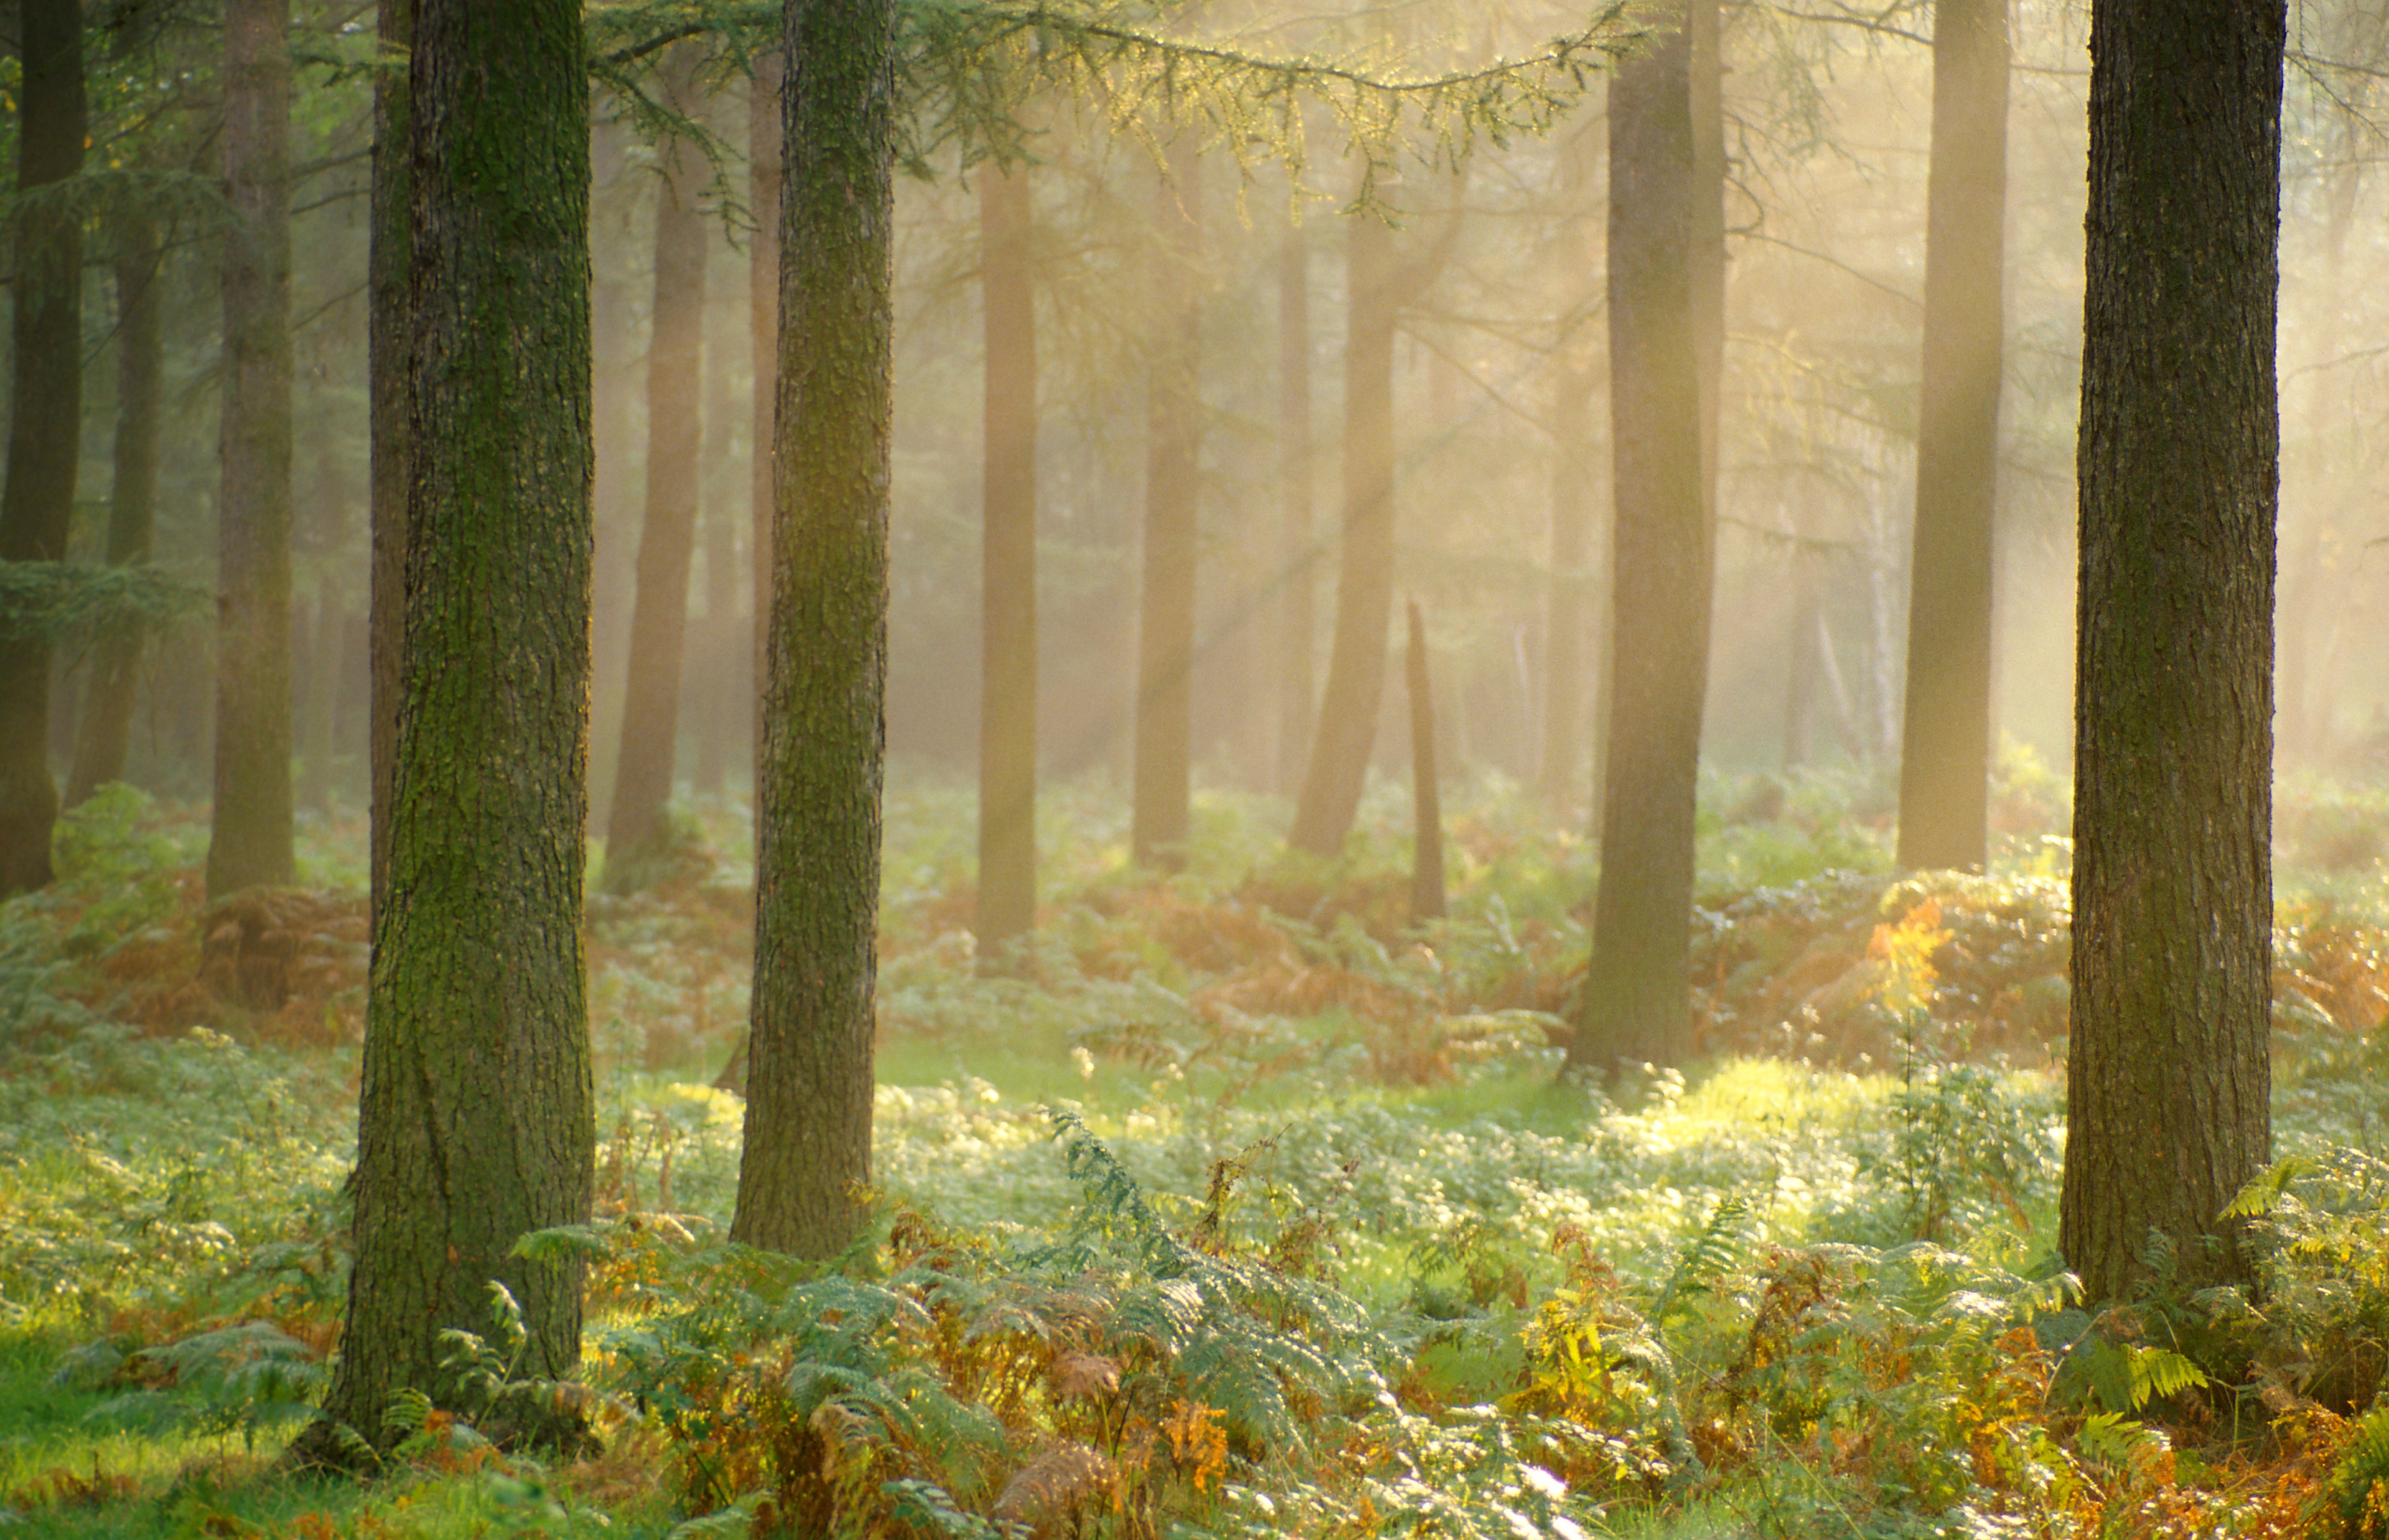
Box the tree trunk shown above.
[1565,10,1711,1077]
[1689,0,1724,527]
[605,48,710,890]
[729,0,894,1261]
[210,0,298,899]
[298,589,337,812]
[2060,0,2283,1305]
[1540,124,1600,817]
[587,114,638,834]
[977,159,1037,953]
[749,51,783,797]
[0,0,87,897]
[67,218,165,810]
[367,0,412,925]
[1132,142,1202,871]
[1895,0,2009,872]
[1407,600,1444,925]
[1275,218,1317,799]
[693,241,744,798]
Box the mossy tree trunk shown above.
[0,0,87,897]
[2060,0,2283,1304]
[210,0,298,899]
[67,214,166,809]
[978,158,1038,955]
[1132,140,1203,872]
[298,0,595,1461]
[730,0,895,1260]
[1274,217,1317,799]
[1895,0,2010,873]
[1566,9,1711,1077]
[367,0,412,923]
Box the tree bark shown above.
[749,51,783,797]
[604,48,710,889]
[210,0,298,899]
[2060,0,2282,1304]
[368,0,413,925]
[67,217,166,809]
[1132,142,1203,872]
[0,0,88,897]
[730,0,894,1260]
[1275,218,1317,799]
[1895,0,2009,872]
[1566,10,1711,1077]
[1407,600,1444,925]
[977,159,1037,953]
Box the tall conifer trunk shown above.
[978,160,1038,951]
[730,0,894,1259]
[2060,0,2283,1304]
[68,217,166,809]
[1566,8,1711,1077]
[1132,142,1203,871]
[1275,219,1317,798]
[1895,0,2010,872]
[0,0,88,896]
[211,0,298,898]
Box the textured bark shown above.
[2060,0,2282,1305]
[210,0,298,899]
[749,52,784,795]
[1895,0,2009,873]
[978,160,1037,953]
[1406,600,1444,925]
[0,0,87,897]
[730,0,894,1260]
[1275,221,1317,799]
[368,0,413,924]
[67,221,166,809]
[605,49,710,888]
[1566,12,1711,1077]
[1131,143,1204,871]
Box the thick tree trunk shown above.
[1132,142,1203,871]
[1566,10,1711,1077]
[367,0,412,924]
[67,222,166,809]
[1275,219,1317,799]
[2060,0,2282,1304]
[978,160,1037,953]
[210,0,298,898]
[605,49,710,889]
[730,0,894,1260]
[1895,0,2009,872]
[749,52,783,795]
[0,0,87,897]
[1407,600,1444,925]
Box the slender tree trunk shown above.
[2060,0,2283,1304]
[67,221,165,809]
[1407,599,1444,924]
[730,0,894,1260]
[587,114,638,833]
[1132,142,1203,871]
[605,49,710,889]
[1540,125,1600,815]
[367,0,412,924]
[694,247,743,797]
[1895,0,2010,872]
[1566,10,1711,1077]
[1275,218,1317,799]
[978,160,1037,951]
[299,589,337,812]
[210,0,298,898]
[1689,0,1724,525]
[1783,539,1820,771]
[0,0,88,897]
[297,0,594,1462]
[750,51,783,796]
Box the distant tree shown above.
[1895,0,2009,873]
[1565,4,1711,1077]
[1275,213,1317,799]
[210,0,299,899]
[606,46,712,890]
[730,0,896,1259]
[369,0,412,923]
[1539,119,1600,819]
[0,0,88,897]
[978,155,1038,951]
[2060,0,2284,1303]
[749,50,783,790]
[295,0,596,1461]
[1405,598,1444,923]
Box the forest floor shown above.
[7,754,2389,1537]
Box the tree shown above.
[369,0,413,922]
[1132,139,1203,872]
[730,0,896,1259]
[1539,119,1600,818]
[749,50,783,792]
[210,0,299,899]
[296,0,595,1460]
[2059,0,2284,1304]
[1565,5,1711,1077]
[67,209,167,808]
[605,46,711,890]
[1405,598,1444,923]
[0,0,88,897]
[978,155,1038,952]
[1894,0,2009,873]
[1275,214,1317,799]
